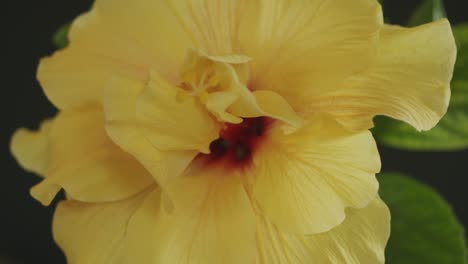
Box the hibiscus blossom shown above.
[11,0,455,263]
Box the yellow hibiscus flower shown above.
[11,0,456,263]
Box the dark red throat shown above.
[200,117,268,169]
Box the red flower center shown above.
[200,117,268,169]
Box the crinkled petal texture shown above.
[104,74,220,188]
[52,192,388,264]
[11,107,154,205]
[252,115,380,234]
[136,71,220,153]
[126,166,256,264]
[22,0,456,263]
[256,198,390,264]
[38,0,246,110]
[37,0,383,110]
[241,0,383,106]
[38,0,192,110]
[296,19,456,131]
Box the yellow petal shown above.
[126,166,256,264]
[11,119,52,175]
[183,50,303,128]
[252,115,380,234]
[311,19,456,131]
[207,53,251,64]
[53,188,152,264]
[30,107,154,206]
[204,91,243,123]
[240,0,383,106]
[136,70,220,153]
[222,72,304,129]
[103,75,208,188]
[155,0,245,55]
[39,0,249,110]
[37,48,144,111]
[204,52,252,84]
[39,0,192,110]
[178,49,260,119]
[256,197,390,264]
[253,90,303,132]
[223,83,303,130]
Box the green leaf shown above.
[372,25,468,151]
[453,25,468,83]
[379,173,467,264]
[408,0,446,27]
[52,22,71,49]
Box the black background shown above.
[1,0,467,263]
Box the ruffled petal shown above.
[103,75,217,188]
[136,70,220,153]
[11,119,52,175]
[253,90,303,132]
[181,50,303,130]
[27,107,153,205]
[252,115,380,234]
[307,20,456,131]
[53,189,152,264]
[205,91,243,123]
[126,166,256,264]
[37,47,144,111]
[240,0,383,105]
[39,0,248,110]
[38,0,190,109]
[256,198,390,264]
